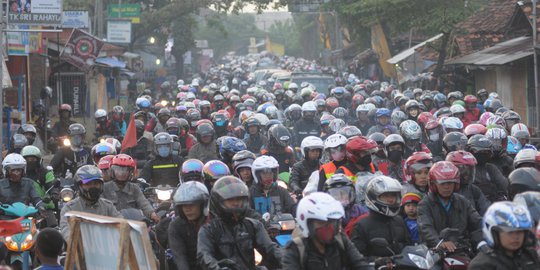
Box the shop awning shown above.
[96,57,126,68]
[446,36,533,66]
[387,34,443,64]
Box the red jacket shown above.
[464,108,480,126]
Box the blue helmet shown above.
[482,201,532,247]
[219,137,247,161]
[376,108,391,118]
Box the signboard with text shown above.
[8,0,63,26]
[107,4,141,23]
[107,20,132,44]
[62,11,89,29]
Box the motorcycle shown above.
[141,181,176,219]
[58,176,76,210]
[262,212,295,247]
[0,203,40,270]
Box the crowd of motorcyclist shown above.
[1,53,540,270]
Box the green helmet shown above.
[21,145,42,159]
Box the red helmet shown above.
[429,161,460,193]
[464,95,478,104]
[417,112,435,129]
[59,104,72,112]
[464,124,487,137]
[345,136,377,164]
[326,97,339,111]
[97,154,115,170]
[196,119,213,127]
[111,154,137,180]
[352,94,365,109]
[405,152,433,183]
[445,150,477,166]
[424,119,440,131]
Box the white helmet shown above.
[324,134,348,149]
[296,192,345,238]
[2,153,27,176]
[450,104,465,115]
[94,109,107,119]
[511,123,530,139]
[482,201,532,247]
[301,136,324,158]
[356,104,371,113]
[253,113,270,126]
[365,175,402,217]
[288,82,299,90]
[441,117,464,131]
[514,149,538,168]
[301,101,317,113]
[176,79,184,86]
[251,155,279,184]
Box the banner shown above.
[107,4,141,24]
[371,22,397,79]
[62,11,89,29]
[8,0,63,26]
[60,29,104,71]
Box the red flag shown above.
[121,113,137,152]
[0,217,25,237]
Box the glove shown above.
[374,257,393,269]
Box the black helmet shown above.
[443,132,468,152]
[323,173,356,208]
[332,107,348,120]
[209,176,249,223]
[158,108,172,118]
[244,117,261,130]
[196,123,215,142]
[68,123,86,136]
[466,134,492,153]
[135,119,145,135]
[268,124,291,149]
[134,110,147,121]
[75,165,104,203]
[508,168,540,199]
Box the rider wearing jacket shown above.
[469,201,540,270]
[197,176,282,270]
[140,132,183,187]
[168,181,210,270]
[293,101,321,147]
[290,136,324,195]
[283,192,372,270]
[467,134,509,202]
[123,119,153,169]
[351,175,411,259]
[50,123,93,177]
[187,123,218,163]
[249,156,296,216]
[260,124,295,174]
[335,136,378,183]
[0,153,41,205]
[242,117,267,154]
[417,161,483,249]
[446,151,491,215]
[318,134,348,190]
[21,146,56,210]
[377,134,406,182]
[102,154,159,222]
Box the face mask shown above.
[429,133,440,142]
[474,152,491,165]
[83,187,102,202]
[331,150,345,162]
[157,146,171,158]
[387,150,403,163]
[71,135,83,146]
[315,223,336,244]
[357,154,372,168]
[26,161,39,171]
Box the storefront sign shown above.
[62,11,89,29]
[107,20,132,44]
[60,29,104,71]
[107,4,141,23]
[8,0,62,26]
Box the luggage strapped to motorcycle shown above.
[292,234,345,269]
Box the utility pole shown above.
[533,0,539,132]
[1,0,4,150]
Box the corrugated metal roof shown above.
[387,34,443,64]
[446,36,533,65]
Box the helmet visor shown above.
[327,186,355,207]
[111,165,132,181]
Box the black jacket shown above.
[473,163,508,202]
[123,137,153,169]
[351,211,411,259]
[140,155,183,187]
[197,217,282,270]
[168,216,208,270]
[243,134,267,154]
[289,160,320,193]
[458,183,491,216]
[293,118,321,147]
[469,247,540,270]
[49,146,93,177]
[490,155,514,178]
[249,183,296,216]
[282,233,372,270]
[417,192,483,248]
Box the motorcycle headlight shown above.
[160,100,168,107]
[278,220,296,231]
[21,234,35,251]
[254,249,262,265]
[408,253,431,269]
[63,138,71,146]
[156,189,173,201]
[60,188,75,202]
[3,236,19,251]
